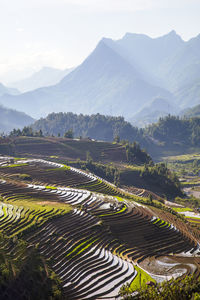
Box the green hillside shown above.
[0,155,199,299]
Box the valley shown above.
[0,137,200,299]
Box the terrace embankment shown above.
[0,136,128,163]
[0,156,200,299]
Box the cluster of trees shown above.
[8,113,200,151]
[31,112,143,142]
[120,274,200,299]
[145,115,200,146]
[67,159,121,186]
[9,127,75,139]
[125,142,152,165]
[0,235,62,299]
[140,162,182,197]
[9,127,43,137]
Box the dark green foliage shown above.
[64,128,73,138]
[31,112,143,142]
[140,163,182,197]
[67,159,181,198]
[0,235,62,300]
[67,160,119,184]
[10,127,43,137]
[145,115,200,146]
[120,275,200,300]
[125,142,152,164]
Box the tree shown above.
[120,275,200,300]
[64,129,73,139]
[114,135,120,143]
[38,129,43,137]
[86,151,93,164]
[148,194,153,203]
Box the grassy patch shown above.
[130,265,156,290]
[115,196,125,202]
[46,165,70,171]
[45,186,57,190]
[185,216,200,220]
[181,181,200,187]
[5,199,71,212]
[0,163,28,168]
[172,207,194,212]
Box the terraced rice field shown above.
[0,155,200,299]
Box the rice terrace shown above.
[0,137,200,299]
[1,3,200,297]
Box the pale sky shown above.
[0,0,200,83]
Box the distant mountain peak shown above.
[168,30,177,35]
[10,66,74,93]
[160,30,183,42]
[122,32,150,41]
[122,30,183,43]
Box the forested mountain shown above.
[0,105,34,133]
[31,112,143,142]
[26,112,200,148]
[145,115,200,146]
[10,66,74,92]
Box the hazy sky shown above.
[0,0,200,83]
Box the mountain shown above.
[0,105,34,133]
[10,66,74,92]
[16,112,200,160]
[129,97,180,127]
[0,39,172,119]
[0,82,20,96]
[104,31,200,109]
[115,30,184,87]
[31,112,142,142]
[145,115,200,147]
[1,31,200,118]
[181,104,200,118]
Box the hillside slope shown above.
[0,105,34,133]
[0,40,173,119]
[0,136,131,163]
[0,82,19,96]
[31,112,142,142]
[10,66,74,92]
[129,97,179,127]
[1,31,200,119]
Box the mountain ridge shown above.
[10,66,74,92]
[0,38,172,118]
[0,31,200,119]
[0,105,34,133]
